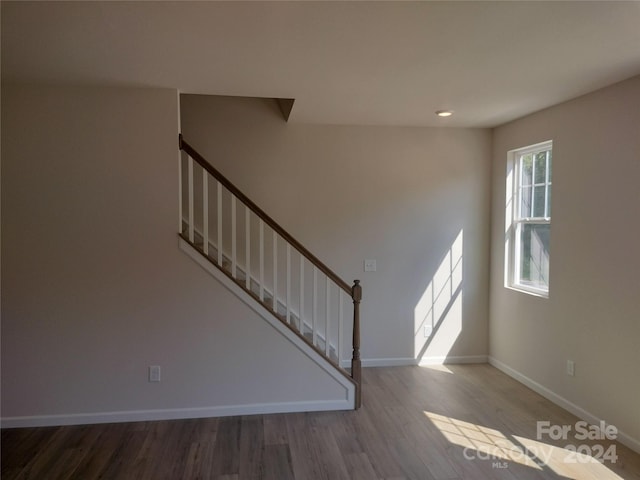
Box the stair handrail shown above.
[180,135,352,294]
[179,134,362,407]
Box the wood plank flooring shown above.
[3,364,640,479]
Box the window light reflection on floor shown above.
[423,411,624,479]
[425,411,542,470]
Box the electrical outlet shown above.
[364,259,377,272]
[149,365,161,382]
[566,360,575,377]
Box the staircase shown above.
[177,135,362,409]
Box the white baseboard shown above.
[418,355,488,366]
[361,357,415,367]
[1,399,352,429]
[340,355,488,368]
[488,356,640,455]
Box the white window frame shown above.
[505,140,552,297]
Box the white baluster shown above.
[313,266,318,346]
[272,231,278,313]
[339,290,344,366]
[203,173,208,256]
[259,220,264,301]
[231,196,237,277]
[178,151,183,233]
[245,207,251,290]
[326,277,330,356]
[188,157,194,242]
[217,181,222,266]
[299,257,304,333]
[286,244,291,324]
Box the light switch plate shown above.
[364,259,377,272]
[566,360,575,376]
[149,365,161,382]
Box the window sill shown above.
[505,284,549,299]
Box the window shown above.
[506,141,552,296]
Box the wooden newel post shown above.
[351,279,362,409]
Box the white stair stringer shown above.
[179,237,356,410]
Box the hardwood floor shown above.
[3,364,640,479]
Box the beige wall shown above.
[1,85,348,424]
[489,76,640,447]
[181,95,492,365]
[4,76,636,444]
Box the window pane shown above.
[533,186,546,217]
[509,141,552,296]
[517,223,550,290]
[546,188,552,217]
[521,154,533,185]
[547,151,552,182]
[520,186,532,218]
[535,152,547,184]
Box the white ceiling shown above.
[3,1,640,127]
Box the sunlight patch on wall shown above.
[414,230,463,362]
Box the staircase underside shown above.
[178,234,357,410]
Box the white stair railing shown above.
[178,135,362,406]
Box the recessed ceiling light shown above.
[436,110,453,117]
